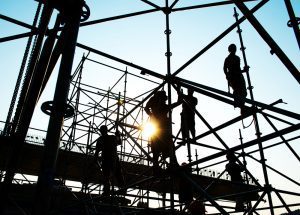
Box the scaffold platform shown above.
[0,135,259,203]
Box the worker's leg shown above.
[114,159,126,194]
[102,166,110,195]
[228,76,240,108]
[189,117,196,140]
[151,141,161,175]
[115,159,124,186]
[181,113,189,142]
[236,75,247,107]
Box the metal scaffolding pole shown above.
[164,0,176,211]
[33,1,83,213]
[0,3,53,213]
[1,1,299,214]
[284,0,300,51]
[233,0,300,84]
[3,2,42,135]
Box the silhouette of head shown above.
[158,90,167,101]
[226,152,235,161]
[181,162,192,172]
[228,44,236,53]
[188,88,194,96]
[100,125,108,135]
[181,162,187,166]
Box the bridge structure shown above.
[0,0,299,214]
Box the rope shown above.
[242,117,254,129]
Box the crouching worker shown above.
[95,125,125,196]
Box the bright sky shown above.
[0,0,299,214]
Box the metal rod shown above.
[164,1,176,212]
[182,123,300,170]
[247,190,267,215]
[233,7,255,103]
[238,129,253,213]
[86,58,160,84]
[0,3,53,213]
[233,0,300,212]
[246,154,300,187]
[33,2,82,213]
[172,0,258,12]
[273,189,292,213]
[176,76,300,120]
[181,172,229,214]
[172,0,268,77]
[262,112,300,162]
[233,0,300,84]
[0,13,35,30]
[276,188,300,197]
[80,8,160,27]
[3,2,42,135]
[0,31,36,43]
[76,42,165,80]
[284,0,300,50]
[140,0,162,10]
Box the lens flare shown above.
[141,121,156,138]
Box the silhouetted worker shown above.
[224,44,248,115]
[144,90,180,175]
[225,152,245,212]
[181,88,198,142]
[94,125,125,195]
[178,162,194,205]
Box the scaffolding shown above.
[0,0,299,214]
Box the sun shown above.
[141,121,157,139]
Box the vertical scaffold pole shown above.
[0,3,53,214]
[238,129,253,214]
[68,55,85,151]
[284,0,300,51]
[233,5,275,215]
[233,7,254,102]
[105,87,110,126]
[232,0,300,84]
[33,1,82,213]
[234,4,295,214]
[121,68,128,161]
[164,0,175,211]
[3,2,43,135]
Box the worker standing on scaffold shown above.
[94,125,125,196]
[225,152,246,212]
[145,90,180,175]
[181,88,198,144]
[223,43,249,115]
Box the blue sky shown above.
[0,0,299,214]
